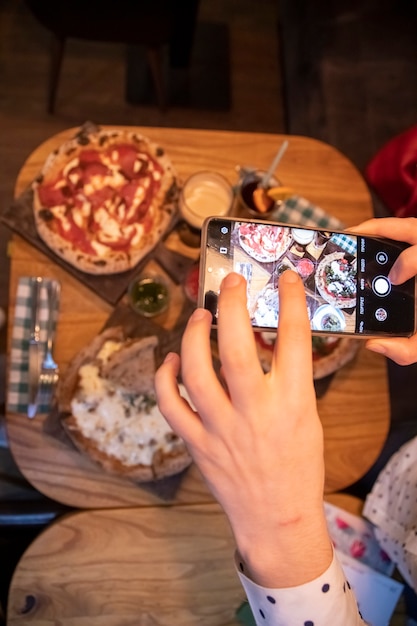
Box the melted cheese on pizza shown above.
[71,341,185,467]
[36,142,165,257]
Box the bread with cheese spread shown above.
[58,327,192,482]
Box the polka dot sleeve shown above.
[235,551,368,625]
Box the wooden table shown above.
[7,503,242,626]
[7,493,364,625]
[5,127,390,509]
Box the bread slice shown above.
[101,335,158,395]
[59,328,192,482]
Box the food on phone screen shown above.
[296,257,315,279]
[202,217,416,337]
[315,252,357,308]
[238,222,292,263]
[312,304,346,332]
[322,313,343,332]
[251,285,279,327]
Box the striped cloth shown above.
[7,276,60,415]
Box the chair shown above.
[23,0,200,113]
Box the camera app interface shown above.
[203,220,415,336]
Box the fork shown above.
[39,280,60,398]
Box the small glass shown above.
[292,228,315,251]
[314,230,332,250]
[236,168,281,219]
[179,171,234,231]
[128,273,170,317]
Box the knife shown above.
[27,276,43,418]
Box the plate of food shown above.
[32,127,178,275]
[58,326,192,482]
[312,304,346,333]
[250,284,279,327]
[238,222,292,263]
[315,251,357,309]
[311,335,361,380]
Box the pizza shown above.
[311,335,360,380]
[32,128,178,275]
[254,331,360,380]
[237,222,292,263]
[58,326,192,482]
[315,251,357,309]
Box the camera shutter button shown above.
[372,275,391,297]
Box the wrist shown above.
[233,509,333,588]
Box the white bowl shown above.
[312,304,346,333]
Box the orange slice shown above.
[253,188,274,213]
[266,186,294,201]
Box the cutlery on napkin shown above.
[7,276,61,417]
[27,276,43,418]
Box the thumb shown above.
[366,337,415,366]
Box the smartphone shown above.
[198,217,416,337]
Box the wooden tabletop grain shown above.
[7,494,364,625]
[5,126,390,508]
[7,503,242,625]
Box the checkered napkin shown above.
[273,195,345,230]
[7,277,60,415]
[329,233,357,255]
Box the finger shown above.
[387,245,417,284]
[366,335,417,366]
[180,307,230,421]
[349,217,417,245]
[273,270,314,391]
[155,352,203,443]
[347,218,381,234]
[217,273,265,411]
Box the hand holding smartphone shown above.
[198,217,416,338]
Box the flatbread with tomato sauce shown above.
[33,128,178,274]
[238,222,292,263]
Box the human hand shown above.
[351,217,417,365]
[155,270,332,587]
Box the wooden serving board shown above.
[41,282,207,503]
[0,186,190,306]
[0,121,191,306]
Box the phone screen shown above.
[199,218,416,337]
